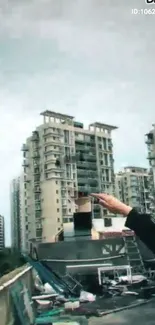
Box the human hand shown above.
[90,193,132,216]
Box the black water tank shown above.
[73,212,92,231]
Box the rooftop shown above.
[89,122,118,130]
[117,166,148,174]
[40,110,74,120]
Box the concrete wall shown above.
[0,265,33,325]
[92,217,128,233]
[75,197,91,212]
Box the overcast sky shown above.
[0,0,155,245]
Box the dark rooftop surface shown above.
[89,299,155,325]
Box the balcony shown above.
[31,131,39,142]
[77,161,97,170]
[145,133,154,145]
[35,210,42,218]
[34,179,40,184]
[84,154,96,162]
[45,167,64,174]
[21,144,28,151]
[32,152,40,159]
[147,152,155,160]
[33,168,40,175]
[34,187,41,193]
[88,179,98,187]
[24,177,30,183]
[43,128,63,137]
[44,149,62,155]
[22,160,29,167]
[78,178,88,184]
[78,185,99,194]
[44,140,62,147]
[76,145,89,152]
[78,185,90,194]
[35,204,41,211]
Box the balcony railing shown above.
[22,160,29,167]
[148,152,155,160]
[31,131,39,141]
[145,137,154,145]
[77,161,97,169]
[32,152,40,158]
[43,128,63,137]
[21,144,28,151]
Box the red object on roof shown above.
[99,230,134,239]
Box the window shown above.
[56,181,58,184]
[57,218,60,222]
[57,208,59,212]
[56,190,59,194]
[56,199,59,203]
[69,209,71,212]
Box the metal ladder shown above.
[61,274,82,295]
[123,235,146,274]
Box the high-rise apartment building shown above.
[0,215,5,250]
[145,126,155,215]
[10,177,21,250]
[115,167,150,214]
[21,110,117,250]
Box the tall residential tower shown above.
[10,177,21,250]
[21,110,117,250]
[115,166,150,214]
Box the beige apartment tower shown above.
[21,110,117,250]
[116,166,150,214]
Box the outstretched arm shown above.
[125,208,155,254]
[90,193,155,254]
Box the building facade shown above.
[115,166,150,214]
[0,215,5,250]
[21,110,117,250]
[10,177,21,250]
[145,126,155,215]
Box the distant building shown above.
[10,177,21,250]
[21,110,117,250]
[115,166,150,214]
[145,126,155,215]
[0,215,5,250]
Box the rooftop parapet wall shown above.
[0,265,33,325]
